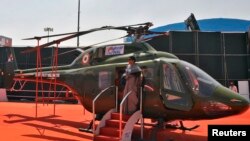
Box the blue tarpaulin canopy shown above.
[124,18,250,42]
[152,18,250,32]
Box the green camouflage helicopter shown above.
[7,22,249,134]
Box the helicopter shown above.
[6,22,250,140]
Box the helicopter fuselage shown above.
[12,42,249,122]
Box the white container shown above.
[238,81,250,102]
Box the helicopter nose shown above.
[213,86,250,115]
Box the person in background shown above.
[229,81,238,93]
[123,56,142,115]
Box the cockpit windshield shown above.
[178,61,221,97]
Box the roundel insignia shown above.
[82,54,90,64]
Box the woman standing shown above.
[123,56,142,114]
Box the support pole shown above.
[77,0,80,47]
[52,42,59,115]
[35,39,41,118]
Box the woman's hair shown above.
[129,56,136,62]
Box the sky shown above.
[0,0,249,47]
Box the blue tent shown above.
[152,18,250,32]
[124,18,250,42]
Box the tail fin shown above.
[0,47,18,89]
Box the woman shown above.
[123,56,142,114]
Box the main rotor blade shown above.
[22,22,152,40]
[21,30,96,53]
[21,22,153,53]
[22,26,110,41]
[22,31,77,40]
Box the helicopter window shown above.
[142,66,154,78]
[98,71,112,89]
[162,63,185,93]
[124,44,147,54]
[179,61,220,97]
[141,66,155,92]
[91,48,105,64]
[93,48,104,58]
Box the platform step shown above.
[106,119,126,128]
[94,111,136,141]
[94,135,120,141]
[99,126,121,137]
[111,112,131,121]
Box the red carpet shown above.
[0,102,249,141]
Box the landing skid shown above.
[165,121,200,131]
[79,120,93,133]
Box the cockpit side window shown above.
[179,61,220,97]
[161,63,192,111]
[184,66,199,93]
[162,63,185,93]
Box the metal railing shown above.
[92,85,115,133]
[139,86,144,139]
[118,86,144,140]
[115,85,119,111]
[119,90,132,138]
[92,83,144,140]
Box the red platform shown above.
[0,102,249,141]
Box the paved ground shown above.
[0,102,249,141]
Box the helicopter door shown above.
[115,67,126,101]
[160,63,193,111]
